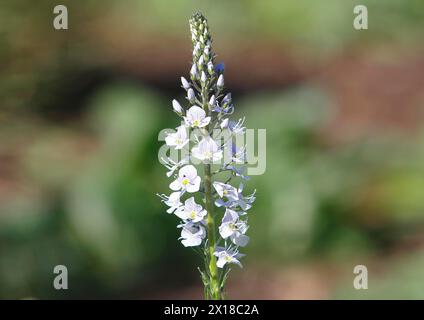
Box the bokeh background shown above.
[1,0,424,299]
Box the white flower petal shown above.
[216,257,226,268]
[186,176,201,193]
[169,179,181,191]
[179,165,197,180]
[174,207,187,220]
[219,223,233,239]
[232,233,249,247]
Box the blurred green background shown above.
[1,0,424,299]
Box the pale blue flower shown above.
[165,125,189,150]
[212,102,234,115]
[184,106,211,128]
[192,137,223,162]
[158,191,182,214]
[214,246,244,268]
[223,142,246,164]
[227,118,246,135]
[222,93,232,105]
[224,164,250,180]
[218,209,249,247]
[161,156,189,178]
[170,165,201,193]
[213,181,238,199]
[214,182,255,212]
[179,222,206,247]
[175,197,207,222]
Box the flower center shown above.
[190,211,197,219]
[182,178,190,186]
[193,119,200,127]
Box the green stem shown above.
[200,68,221,299]
[204,163,221,299]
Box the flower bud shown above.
[181,77,190,90]
[187,88,195,103]
[209,95,216,108]
[194,42,201,53]
[172,99,183,113]
[207,62,214,74]
[223,93,232,104]
[190,64,198,79]
[198,55,204,67]
[217,74,224,88]
[201,71,207,83]
[220,118,229,129]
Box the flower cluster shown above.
[158,12,255,298]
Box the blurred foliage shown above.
[0,84,199,298]
[0,0,423,298]
[2,83,424,298]
[125,0,424,50]
[242,88,424,261]
[334,250,424,299]
[2,0,424,111]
